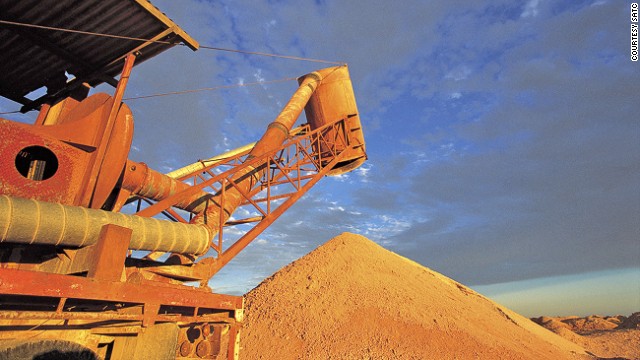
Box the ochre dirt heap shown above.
[533,314,640,359]
[241,232,589,359]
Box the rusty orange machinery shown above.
[0,53,366,358]
[0,62,366,260]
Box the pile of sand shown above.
[533,314,640,359]
[241,233,589,359]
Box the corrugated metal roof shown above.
[0,0,199,111]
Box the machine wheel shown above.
[0,340,98,360]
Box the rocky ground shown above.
[531,313,640,359]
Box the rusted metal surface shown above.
[0,93,134,208]
[114,70,331,264]
[0,268,242,311]
[0,309,233,324]
[227,325,240,360]
[0,3,365,355]
[0,62,366,278]
[164,126,305,180]
[82,53,136,209]
[303,65,367,175]
[86,224,131,280]
[209,140,352,276]
[0,2,265,359]
[0,107,360,259]
[0,272,242,359]
[129,113,362,278]
[0,118,91,203]
[189,71,324,236]
[122,159,212,214]
[0,0,198,109]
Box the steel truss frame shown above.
[128,115,359,281]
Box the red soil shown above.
[240,232,590,359]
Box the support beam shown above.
[87,224,132,281]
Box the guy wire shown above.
[0,20,345,65]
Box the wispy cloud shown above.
[521,0,541,18]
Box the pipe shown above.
[165,126,305,180]
[122,72,321,237]
[0,72,322,256]
[120,126,307,213]
[122,160,211,213]
[190,71,322,234]
[0,195,210,255]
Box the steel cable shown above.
[0,20,344,65]
[123,77,299,101]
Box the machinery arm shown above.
[0,64,366,285]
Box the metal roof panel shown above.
[0,0,198,109]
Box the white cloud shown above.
[329,173,350,182]
[355,163,372,183]
[445,66,472,81]
[253,69,265,83]
[362,214,412,241]
[521,0,541,18]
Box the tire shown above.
[0,340,98,360]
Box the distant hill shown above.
[532,313,640,359]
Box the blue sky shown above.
[1,0,638,316]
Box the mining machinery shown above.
[0,1,366,359]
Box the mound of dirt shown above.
[241,232,589,359]
[562,316,620,333]
[533,314,640,359]
[531,317,585,344]
[618,313,640,330]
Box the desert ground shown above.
[531,313,639,359]
[239,232,639,359]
